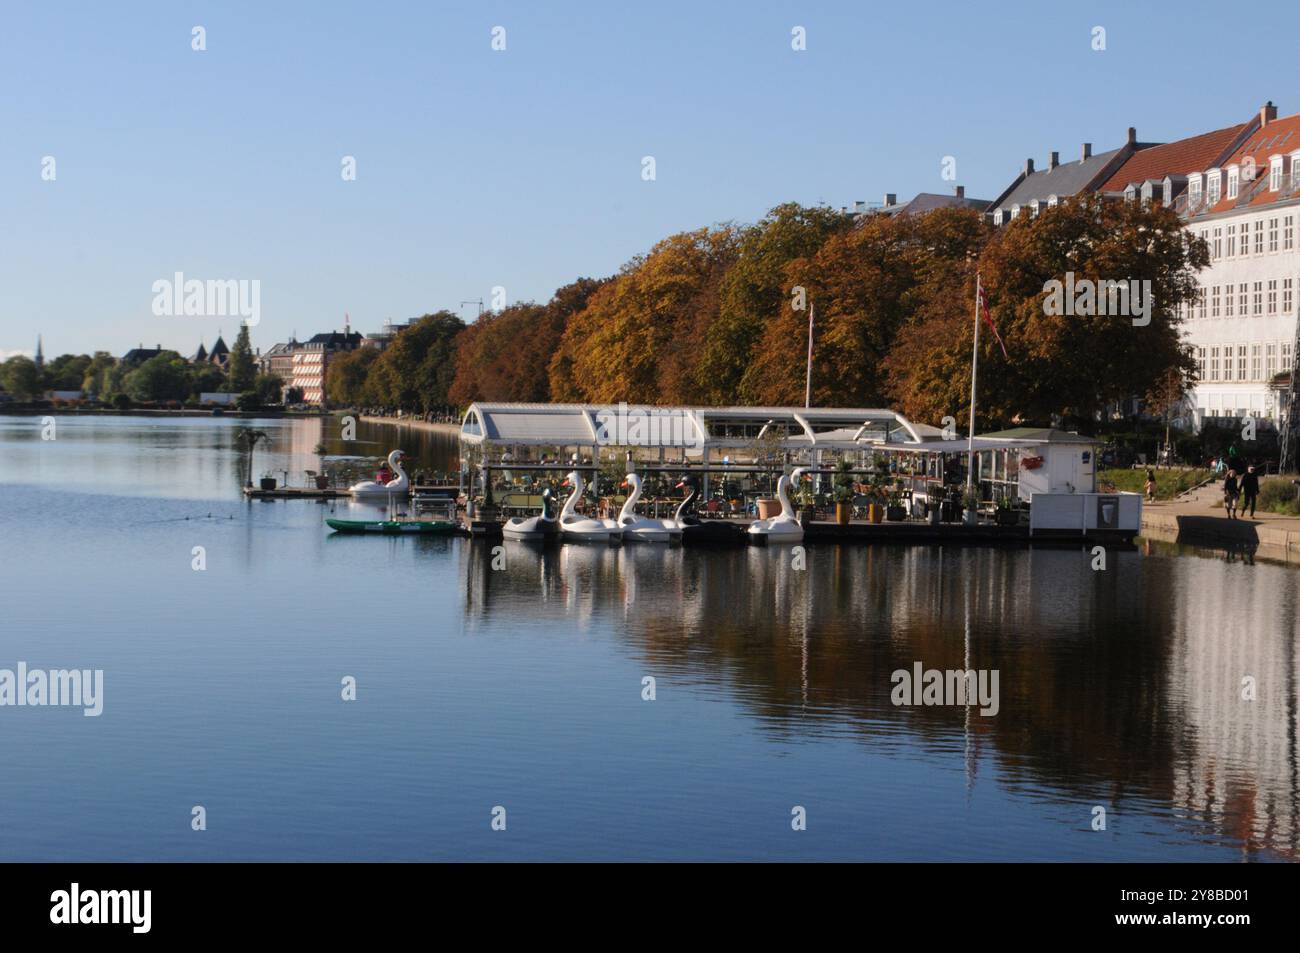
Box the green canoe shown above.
[326,518,457,535]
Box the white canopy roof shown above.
[459,402,927,450]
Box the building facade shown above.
[287,331,362,404]
[1178,103,1300,427]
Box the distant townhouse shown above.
[1176,103,1300,427]
[1093,118,1257,419]
[849,186,989,219]
[121,344,165,366]
[289,331,362,404]
[986,129,1154,225]
[258,338,299,381]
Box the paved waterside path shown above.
[1142,481,1300,561]
[359,415,460,436]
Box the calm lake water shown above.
[1,414,1297,861]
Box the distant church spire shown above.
[34,335,44,373]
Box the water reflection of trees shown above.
[460,540,1300,856]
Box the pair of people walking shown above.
[1222,465,1259,519]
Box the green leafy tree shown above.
[325,347,378,406]
[0,356,43,399]
[254,372,284,404]
[367,311,466,411]
[81,352,117,397]
[226,324,256,392]
[125,352,190,402]
[43,353,92,391]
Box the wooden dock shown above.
[243,486,351,500]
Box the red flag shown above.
[978,284,1009,360]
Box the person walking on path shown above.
[1222,469,1240,519]
[1240,465,1260,519]
[1144,469,1157,502]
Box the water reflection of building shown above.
[456,539,1299,856]
[1167,559,1300,856]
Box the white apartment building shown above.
[1178,104,1300,427]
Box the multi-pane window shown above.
[1272,161,1283,191]
[1210,346,1221,381]
[1254,281,1264,314]
[1286,278,1294,314]
[1211,285,1221,317]
[1251,344,1262,380]
[1256,223,1265,254]
[1225,285,1235,316]
[1213,227,1223,258]
[1228,168,1240,199]
[1197,346,1207,380]
[1285,342,1295,373]
[1198,287,1208,319]
[1267,343,1278,379]
[1269,218,1279,251]
[1287,216,1295,250]
[1208,174,1221,205]
[1240,221,1250,255]
[1240,283,1250,313]
[1227,224,1237,256]
[1268,279,1278,314]
[1238,344,1249,381]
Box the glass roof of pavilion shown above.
[459,402,930,450]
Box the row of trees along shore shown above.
[0,325,292,408]
[7,198,1204,431]
[331,197,1204,432]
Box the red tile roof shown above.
[1097,123,1250,193]
[1197,113,1300,215]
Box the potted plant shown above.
[259,471,278,491]
[962,487,981,526]
[832,459,855,525]
[886,489,907,522]
[794,473,816,528]
[234,427,269,488]
[994,494,1019,526]
[312,442,330,489]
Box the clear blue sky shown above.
[3,0,1298,359]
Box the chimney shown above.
[955,185,965,198]
[1127,126,1137,144]
[1024,158,1035,176]
[884,193,897,206]
[1082,142,1092,160]
[1049,151,1060,169]
[1261,101,1277,127]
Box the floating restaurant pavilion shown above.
[457,403,1104,505]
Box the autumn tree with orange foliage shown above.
[884,196,1204,430]
[741,208,989,406]
[548,227,739,404]
[451,278,605,405]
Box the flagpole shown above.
[804,300,815,409]
[967,275,981,497]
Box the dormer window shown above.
[993,209,1004,226]
[1207,170,1221,205]
[1010,204,1021,220]
[1270,155,1284,191]
[1124,184,1137,203]
[1141,181,1155,206]
[1030,200,1041,217]
[1290,152,1300,190]
[1189,174,1203,202]
[1047,194,1058,207]
[1227,166,1239,199]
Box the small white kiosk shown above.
[977,428,1142,537]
